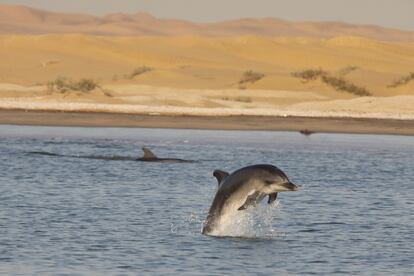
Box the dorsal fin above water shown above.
[213,170,229,186]
[142,147,157,159]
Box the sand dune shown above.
[1,34,413,97]
[1,5,413,123]
[1,4,414,42]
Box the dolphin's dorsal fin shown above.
[268,193,278,204]
[213,170,229,186]
[142,147,157,159]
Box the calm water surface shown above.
[0,125,413,275]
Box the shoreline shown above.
[1,109,414,136]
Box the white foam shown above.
[170,201,286,239]
[208,201,286,238]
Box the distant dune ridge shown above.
[1,4,414,41]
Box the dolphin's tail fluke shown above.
[142,147,157,159]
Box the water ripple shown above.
[0,125,413,275]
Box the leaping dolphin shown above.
[203,164,299,236]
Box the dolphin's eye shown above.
[265,180,274,185]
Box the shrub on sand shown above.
[292,68,371,96]
[128,66,153,79]
[388,72,414,88]
[239,70,265,85]
[321,75,371,96]
[291,68,327,81]
[221,96,252,103]
[71,79,99,92]
[337,65,359,76]
[47,77,99,94]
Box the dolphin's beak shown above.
[284,181,299,191]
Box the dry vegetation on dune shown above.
[321,75,371,96]
[388,72,414,88]
[239,70,265,85]
[47,77,99,93]
[238,70,265,89]
[127,66,153,79]
[291,68,327,81]
[221,96,252,103]
[292,68,371,96]
[337,65,359,76]
[47,77,112,96]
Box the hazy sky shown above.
[2,0,414,31]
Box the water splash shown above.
[171,202,287,239]
[213,201,286,238]
[170,212,205,237]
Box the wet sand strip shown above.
[1,109,413,136]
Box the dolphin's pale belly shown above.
[207,189,256,235]
[225,189,256,212]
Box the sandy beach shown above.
[1,109,414,136]
[1,80,414,135]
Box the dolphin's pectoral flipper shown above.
[142,147,157,159]
[268,193,278,204]
[238,191,265,210]
[213,170,229,186]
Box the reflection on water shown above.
[0,125,413,275]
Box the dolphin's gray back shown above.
[218,165,278,192]
[213,164,288,200]
[231,164,288,180]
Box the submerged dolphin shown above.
[202,164,299,236]
[28,147,194,163]
[136,147,194,163]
